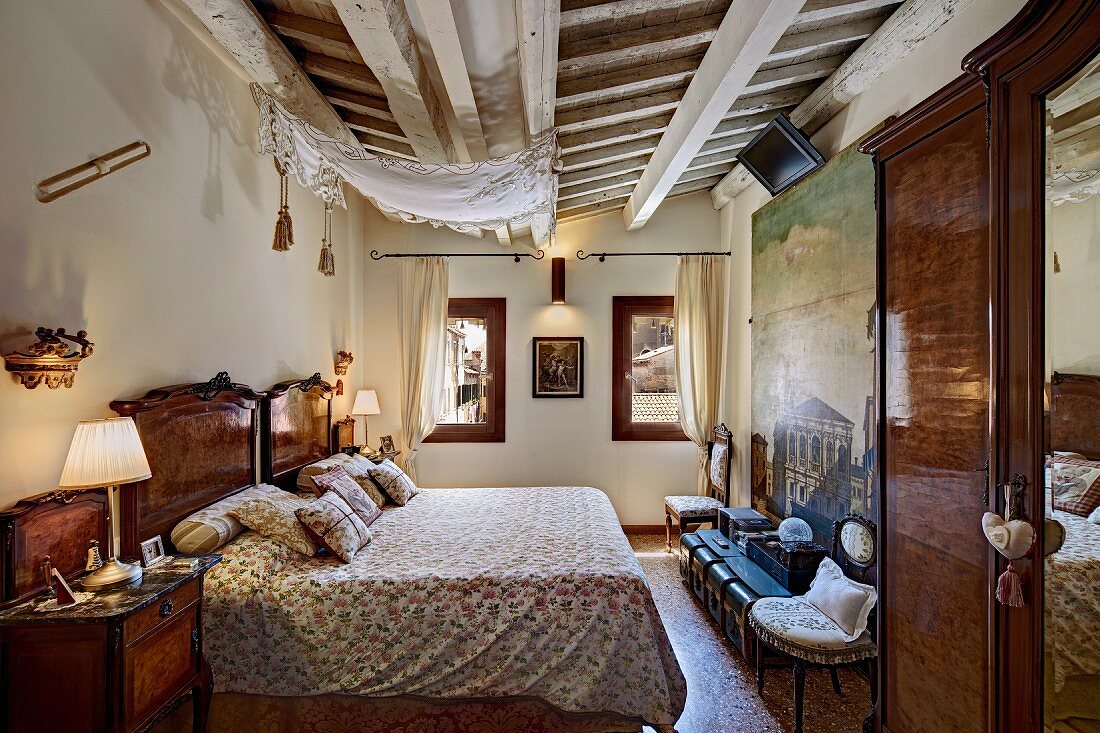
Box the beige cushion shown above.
[664,495,723,518]
[231,492,318,556]
[367,459,419,506]
[296,453,353,492]
[296,491,373,563]
[170,483,286,554]
[749,596,877,665]
[310,466,382,527]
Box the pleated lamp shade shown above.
[352,389,381,416]
[59,417,152,489]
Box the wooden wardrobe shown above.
[862,1,1100,732]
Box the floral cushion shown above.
[709,442,728,490]
[310,466,383,526]
[1051,458,1100,516]
[297,453,353,492]
[231,493,318,557]
[367,459,419,506]
[299,454,389,508]
[664,495,723,518]
[749,596,877,665]
[296,491,373,563]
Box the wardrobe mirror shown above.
[1043,48,1100,733]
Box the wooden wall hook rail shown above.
[35,141,152,203]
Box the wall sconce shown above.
[3,327,94,389]
[551,257,566,304]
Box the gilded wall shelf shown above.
[3,328,94,389]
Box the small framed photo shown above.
[533,337,584,398]
[140,535,167,568]
[378,435,396,454]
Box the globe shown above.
[778,517,813,543]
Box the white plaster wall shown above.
[1049,196,1100,373]
[719,0,1030,500]
[0,0,366,507]
[362,193,723,525]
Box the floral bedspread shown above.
[203,487,687,726]
[1047,499,1100,691]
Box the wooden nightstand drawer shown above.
[124,576,200,645]
[124,603,200,729]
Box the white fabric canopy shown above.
[252,85,560,243]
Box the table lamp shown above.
[59,417,151,590]
[352,389,381,446]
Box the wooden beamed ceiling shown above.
[187,0,946,231]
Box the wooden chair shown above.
[664,423,733,551]
[748,514,878,733]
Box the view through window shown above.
[630,314,679,423]
[439,316,488,425]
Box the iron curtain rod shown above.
[370,249,544,262]
[576,250,731,262]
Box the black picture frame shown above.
[532,337,584,398]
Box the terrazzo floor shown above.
[629,533,871,733]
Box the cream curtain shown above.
[674,255,729,495]
[398,257,449,484]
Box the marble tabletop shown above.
[0,554,221,624]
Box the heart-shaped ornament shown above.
[982,512,1035,560]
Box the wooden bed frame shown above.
[1048,372,1100,459]
[261,373,335,491]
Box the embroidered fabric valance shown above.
[252,85,560,243]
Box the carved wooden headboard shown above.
[110,373,263,555]
[0,489,109,608]
[262,373,335,490]
[1049,372,1100,460]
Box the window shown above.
[611,296,686,441]
[424,298,505,443]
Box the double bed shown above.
[106,373,685,732]
[1044,372,1100,727]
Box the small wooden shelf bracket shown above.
[35,141,152,203]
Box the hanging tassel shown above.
[272,159,294,252]
[996,563,1025,607]
[318,200,335,277]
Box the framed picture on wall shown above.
[532,337,584,398]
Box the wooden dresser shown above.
[0,555,220,733]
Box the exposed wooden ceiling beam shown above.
[712,0,972,208]
[623,0,805,230]
[343,112,410,143]
[560,171,643,200]
[558,13,724,79]
[323,86,395,122]
[407,0,488,161]
[558,200,628,223]
[726,84,815,118]
[562,137,660,172]
[560,0,686,29]
[790,0,900,31]
[266,11,359,57]
[765,18,880,66]
[678,162,736,184]
[558,156,652,189]
[746,56,844,95]
[178,0,356,146]
[669,175,726,196]
[517,0,560,139]
[559,186,634,213]
[556,88,684,133]
[556,55,702,111]
[300,53,386,98]
[332,0,456,163]
[559,113,672,153]
[355,132,417,159]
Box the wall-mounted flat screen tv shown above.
[736,114,825,195]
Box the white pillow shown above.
[170,483,288,553]
[1089,505,1100,525]
[801,557,877,643]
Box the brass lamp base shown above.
[81,558,143,591]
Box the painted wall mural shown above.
[750,142,877,541]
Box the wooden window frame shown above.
[424,298,506,443]
[611,296,687,441]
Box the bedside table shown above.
[0,554,221,733]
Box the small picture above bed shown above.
[366,459,419,506]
